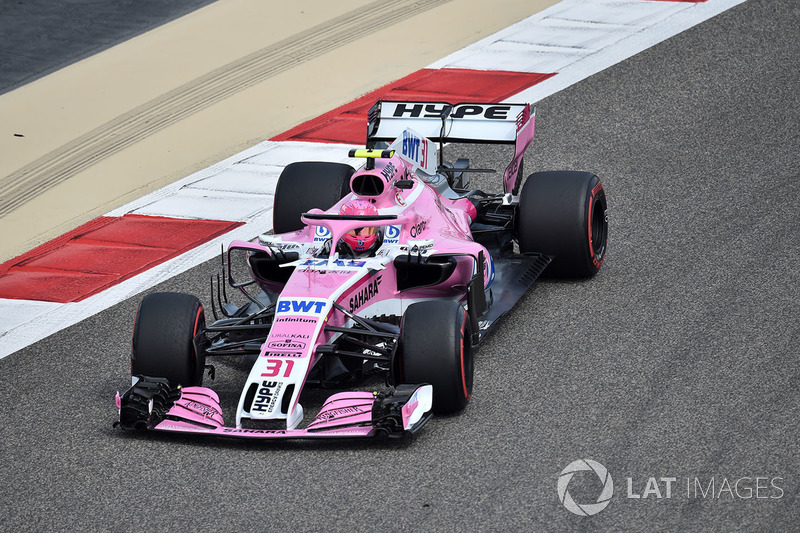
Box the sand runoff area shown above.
[0,0,557,263]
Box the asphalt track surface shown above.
[0,0,218,94]
[1,0,799,530]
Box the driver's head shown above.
[340,199,379,253]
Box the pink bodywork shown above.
[226,152,493,430]
[152,387,378,439]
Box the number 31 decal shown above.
[261,359,294,378]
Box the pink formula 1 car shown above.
[115,101,608,440]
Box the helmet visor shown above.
[349,226,376,238]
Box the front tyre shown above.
[517,171,608,278]
[397,300,473,414]
[131,292,206,387]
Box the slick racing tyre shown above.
[131,292,206,387]
[273,161,354,234]
[517,171,608,278]
[397,300,473,414]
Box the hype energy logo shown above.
[558,459,614,516]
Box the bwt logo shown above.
[401,130,430,169]
[276,299,326,315]
[402,130,422,160]
[314,226,331,242]
[384,225,401,244]
[557,460,614,516]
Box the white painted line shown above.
[0,210,272,359]
[105,141,361,219]
[0,299,62,344]
[133,191,271,222]
[429,0,746,104]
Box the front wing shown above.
[114,377,432,440]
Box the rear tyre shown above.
[517,170,608,278]
[397,300,473,414]
[273,162,354,234]
[131,292,206,387]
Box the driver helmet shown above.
[340,199,379,253]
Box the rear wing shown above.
[366,101,536,194]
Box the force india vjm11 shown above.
[114,101,609,440]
